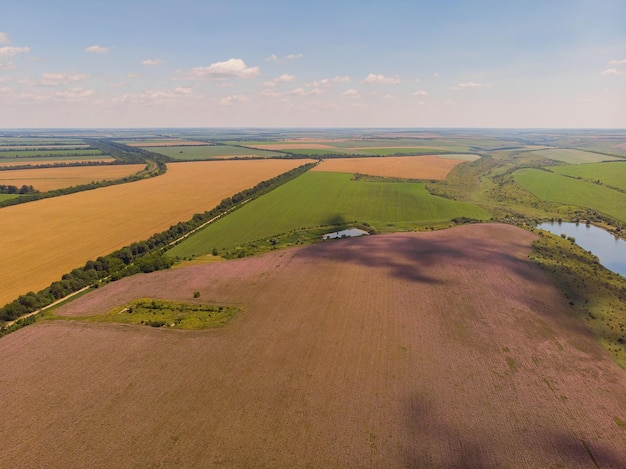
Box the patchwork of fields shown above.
[167,171,490,258]
[0,164,144,191]
[3,225,625,467]
[0,159,308,305]
[530,148,623,164]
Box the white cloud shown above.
[310,76,351,88]
[220,93,249,106]
[183,58,260,79]
[53,87,95,100]
[0,46,30,57]
[263,74,296,87]
[609,58,626,65]
[286,53,303,60]
[141,58,163,66]
[433,72,440,78]
[0,33,9,44]
[342,89,361,98]
[265,54,278,62]
[0,86,10,93]
[114,87,195,105]
[110,82,128,89]
[412,90,429,96]
[451,81,485,90]
[602,68,626,76]
[0,61,15,70]
[362,73,400,85]
[85,45,109,54]
[39,72,89,86]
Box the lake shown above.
[537,222,626,277]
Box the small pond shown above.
[537,221,626,277]
[323,228,369,240]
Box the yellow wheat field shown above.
[312,156,465,180]
[0,164,144,191]
[0,159,308,305]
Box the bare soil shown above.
[1,224,626,468]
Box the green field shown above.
[168,171,490,258]
[514,168,626,222]
[0,194,21,202]
[529,148,623,164]
[0,155,114,164]
[551,161,626,191]
[145,145,288,160]
[0,149,104,158]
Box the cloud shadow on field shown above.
[403,393,626,468]
[294,227,542,287]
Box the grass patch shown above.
[167,171,490,258]
[51,298,237,330]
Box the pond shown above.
[323,228,369,240]
[537,221,626,277]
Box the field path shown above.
[0,159,308,305]
[1,224,625,467]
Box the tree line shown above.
[0,162,316,327]
[0,184,37,194]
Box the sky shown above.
[1,0,625,128]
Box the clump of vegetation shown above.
[51,299,238,330]
[530,230,626,369]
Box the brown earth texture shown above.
[1,224,626,468]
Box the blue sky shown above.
[1,0,625,128]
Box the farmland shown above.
[145,144,287,160]
[0,159,308,305]
[551,161,626,191]
[312,155,471,179]
[514,168,626,223]
[167,171,490,259]
[0,164,144,191]
[529,148,623,164]
[2,225,626,467]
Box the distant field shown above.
[514,168,626,222]
[0,164,144,192]
[312,156,467,180]
[0,194,20,202]
[0,159,308,306]
[0,144,91,151]
[127,141,210,147]
[146,145,288,160]
[530,148,622,164]
[0,156,115,167]
[0,149,103,158]
[551,161,626,191]
[168,171,490,257]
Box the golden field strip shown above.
[0,164,144,191]
[0,159,307,305]
[312,156,466,180]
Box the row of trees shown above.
[0,184,37,194]
[0,161,316,325]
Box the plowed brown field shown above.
[312,156,465,180]
[0,164,144,191]
[0,159,307,305]
[2,224,625,467]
